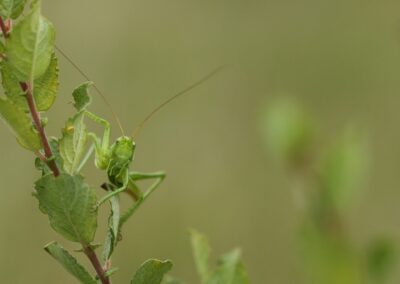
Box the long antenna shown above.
[55,45,125,136]
[132,65,226,139]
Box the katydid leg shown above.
[120,171,166,226]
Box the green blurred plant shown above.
[261,98,396,284]
[0,1,250,283]
[164,230,250,284]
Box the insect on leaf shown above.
[35,173,98,244]
[0,97,41,151]
[0,0,27,19]
[5,1,55,82]
[45,241,97,284]
[131,259,173,284]
[73,81,93,111]
[1,53,59,112]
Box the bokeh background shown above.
[1,0,400,283]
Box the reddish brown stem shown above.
[84,246,111,284]
[20,82,60,177]
[0,16,9,38]
[2,14,110,284]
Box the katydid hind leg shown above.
[120,171,166,226]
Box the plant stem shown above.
[21,82,61,177]
[1,15,110,284]
[0,16,9,38]
[83,246,111,284]
[1,15,60,177]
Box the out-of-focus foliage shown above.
[262,99,396,284]
[261,98,314,167]
[166,230,251,284]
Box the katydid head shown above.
[111,136,136,163]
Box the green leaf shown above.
[73,81,93,111]
[131,259,173,284]
[261,98,314,166]
[34,52,59,111]
[318,126,369,209]
[367,239,397,284]
[0,97,41,151]
[44,242,97,284]
[207,249,250,284]
[59,112,88,175]
[1,53,58,111]
[35,173,98,244]
[0,40,5,54]
[1,61,26,107]
[35,137,63,175]
[104,267,119,277]
[190,230,250,284]
[299,222,361,284]
[163,275,185,284]
[102,194,120,261]
[0,0,27,19]
[5,1,55,82]
[190,229,211,284]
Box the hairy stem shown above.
[84,246,111,284]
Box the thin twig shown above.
[84,246,111,284]
[1,15,111,284]
[21,82,60,177]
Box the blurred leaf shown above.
[190,230,250,284]
[0,0,27,19]
[299,222,361,284]
[104,267,119,277]
[73,81,93,111]
[366,239,397,284]
[59,112,88,175]
[0,97,41,151]
[208,249,250,284]
[5,1,55,82]
[35,173,98,244]
[261,98,314,167]
[44,242,97,284]
[131,259,173,284]
[318,126,369,209]
[163,275,185,284]
[190,229,211,283]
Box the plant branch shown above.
[0,16,9,38]
[20,82,60,177]
[83,245,111,284]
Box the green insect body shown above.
[81,108,165,209]
[107,136,135,187]
[60,65,222,212]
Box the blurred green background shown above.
[1,0,400,283]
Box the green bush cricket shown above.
[57,46,225,216]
